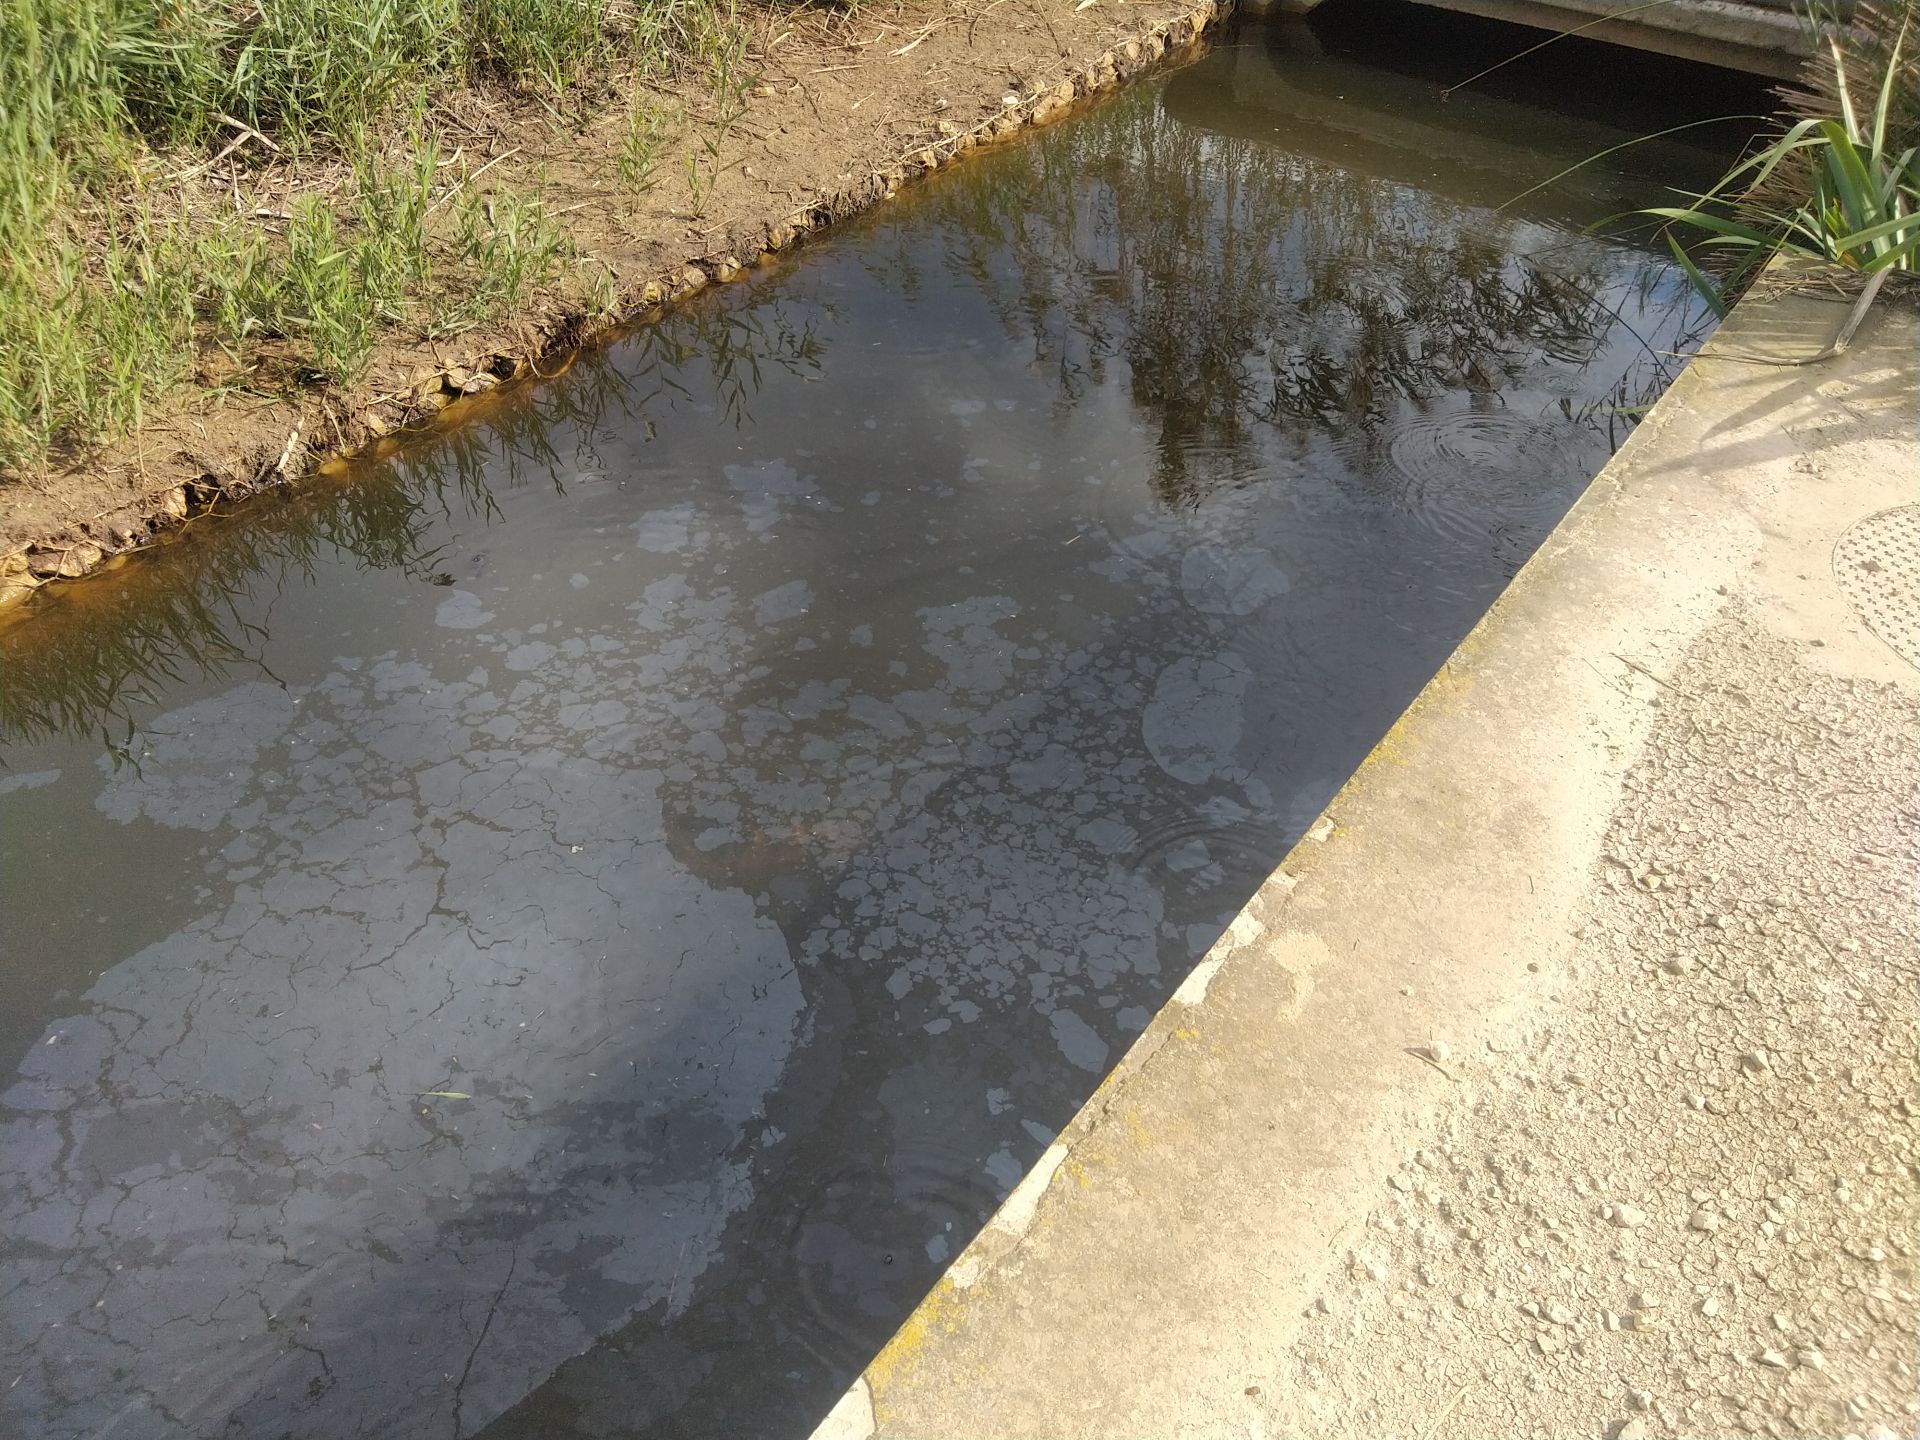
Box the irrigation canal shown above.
[0,10,1764,1437]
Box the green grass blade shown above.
[1499,115,1772,214]
[1818,122,1880,232]
[1857,233,1920,271]
[1666,232,1728,317]
[1830,34,1862,142]
[1827,207,1919,251]
[1639,206,1779,245]
[1868,16,1908,155]
[1735,120,1830,196]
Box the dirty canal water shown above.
[1,11,1762,1437]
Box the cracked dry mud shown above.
[1261,608,1919,1440]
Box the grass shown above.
[676,0,759,215]
[619,94,675,194]
[0,0,761,478]
[446,184,570,334]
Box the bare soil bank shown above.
[0,0,1228,610]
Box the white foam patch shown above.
[1178,544,1291,615]
[433,590,493,630]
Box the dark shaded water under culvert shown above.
[0,11,1765,1438]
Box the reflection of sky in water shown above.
[0,24,1737,1440]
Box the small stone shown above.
[1689,1210,1721,1233]
[1546,1301,1574,1326]
[1663,955,1695,975]
[1796,1348,1826,1370]
[1770,1312,1790,1331]
[1534,1330,1567,1355]
[1606,1204,1648,1228]
[27,542,103,579]
[1455,1289,1484,1311]
[1629,1292,1659,1310]
[1701,1297,1721,1317]
[1628,1391,1652,1412]
[1741,1049,1771,1073]
[1612,1420,1650,1440]
[1756,1348,1790,1368]
[1306,815,1335,843]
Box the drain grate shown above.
[1834,504,1920,670]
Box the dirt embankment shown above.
[0,0,1231,611]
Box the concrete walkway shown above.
[811,275,1919,1440]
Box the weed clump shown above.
[1641,2,1917,312]
[0,0,745,475]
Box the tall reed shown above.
[1643,3,1916,312]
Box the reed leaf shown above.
[1641,3,1917,302]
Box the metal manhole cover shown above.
[1834,504,1920,670]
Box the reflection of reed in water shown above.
[885,69,1704,510]
[0,294,827,756]
[0,461,495,756]
[618,297,825,430]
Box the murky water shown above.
[1,12,1760,1438]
